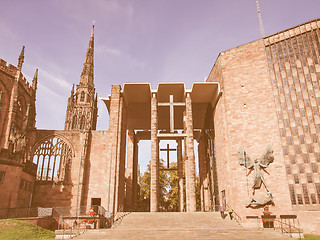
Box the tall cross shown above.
[158,95,185,132]
[160,144,176,168]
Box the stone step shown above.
[72,212,293,240]
[115,212,239,229]
[75,228,292,240]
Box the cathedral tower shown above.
[64,23,98,131]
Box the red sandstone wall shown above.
[84,130,111,209]
[31,130,84,208]
[208,39,292,219]
[30,129,111,211]
[16,170,34,208]
[0,59,36,149]
[0,69,13,149]
[0,164,34,210]
[207,57,230,208]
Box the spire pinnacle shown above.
[71,84,75,95]
[18,46,25,71]
[79,24,94,86]
[32,69,38,90]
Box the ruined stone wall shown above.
[0,57,37,212]
[29,129,111,210]
[0,164,33,209]
[0,63,14,149]
[84,130,110,209]
[30,130,83,208]
[0,58,36,150]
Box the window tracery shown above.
[33,136,72,182]
[80,91,85,102]
[72,116,77,129]
[80,115,86,130]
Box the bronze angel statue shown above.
[238,145,274,195]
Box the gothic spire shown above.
[79,22,94,87]
[17,46,25,71]
[32,69,38,91]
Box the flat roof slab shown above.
[103,82,221,130]
[157,83,185,103]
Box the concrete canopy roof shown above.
[157,82,185,102]
[102,82,221,130]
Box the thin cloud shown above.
[96,45,121,56]
[129,57,146,69]
[0,20,16,39]
[37,82,62,98]
[58,1,134,25]
[38,67,70,89]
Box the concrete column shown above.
[198,134,211,211]
[185,93,197,212]
[150,93,159,212]
[203,135,211,211]
[198,136,205,212]
[204,170,211,212]
[132,141,139,209]
[125,129,135,211]
[183,112,190,210]
[177,139,184,212]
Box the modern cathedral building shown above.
[0,19,320,234]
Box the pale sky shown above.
[1,0,320,173]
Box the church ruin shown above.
[1,19,320,233]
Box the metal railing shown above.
[213,204,242,226]
[0,207,52,219]
[0,205,114,239]
[111,212,131,229]
[55,205,110,229]
[225,204,242,226]
[279,215,302,239]
[246,214,303,239]
[54,205,112,239]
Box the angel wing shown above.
[260,145,274,167]
[238,146,253,168]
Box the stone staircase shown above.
[74,212,293,240]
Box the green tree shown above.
[139,159,169,211]
[166,162,179,212]
[139,160,201,212]
[196,175,201,211]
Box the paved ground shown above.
[74,212,293,240]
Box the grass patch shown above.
[0,220,55,240]
[304,235,320,240]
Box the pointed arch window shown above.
[72,116,77,129]
[16,96,26,127]
[80,115,86,130]
[80,91,85,102]
[33,136,72,182]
